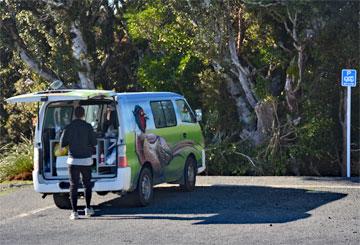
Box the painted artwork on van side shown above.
[133,105,194,177]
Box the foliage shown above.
[0,0,359,176]
[0,136,33,182]
[0,44,47,143]
[197,69,258,175]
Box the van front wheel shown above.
[53,193,72,209]
[133,167,153,207]
[180,157,197,192]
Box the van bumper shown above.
[32,168,131,193]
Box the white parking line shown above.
[16,205,56,218]
[0,205,55,225]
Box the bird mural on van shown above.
[133,105,195,177]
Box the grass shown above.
[0,136,33,182]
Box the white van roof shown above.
[5,90,185,104]
[5,89,117,103]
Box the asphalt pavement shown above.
[0,176,359,245]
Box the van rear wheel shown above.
[53,193,72,209]
[96,191,109,196]
[132,167,153,207]
[180,157,197,192]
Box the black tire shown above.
[53,193,72,209]
[180,157,197,192]
[133,167,153,207]
[96,191,109,196]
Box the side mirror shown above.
[195,109,202,122]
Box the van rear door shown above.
[5,90,117,103]
[5,89,118,180]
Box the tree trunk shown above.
[284,73,298,113]
[229,25,275,145]
[70,22,95,89]
[236,7,244,54]
[179,1,274,145]
[228,32,257,109]
[212,60,254,131]
[18,47,60,84]
[282,9,304,114]
[224,73,254,128]
[214,45,275,145]
[254,101,275,144]
[296,45,304,91]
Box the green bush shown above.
[206,140,259,176]
[0,137,33,182]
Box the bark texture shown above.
[283,8,305,115]
[226,20,274,144]
[284,73,298,113]
[70,22,95,89]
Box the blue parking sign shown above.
[341,69,357,87]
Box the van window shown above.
[150,100,177,128]
[44,106,73,130]
[161,101,177,126]
[83,104,102,130]
[150,102,166,128]
[175,99,196,123]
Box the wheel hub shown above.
[188,164,195,184]
[141,175,151,200]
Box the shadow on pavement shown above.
[302,176,360,183]
[91,185,346,225]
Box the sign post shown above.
[341,69,357,178]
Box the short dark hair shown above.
[74,106,85,118]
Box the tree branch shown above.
[1,18,60,84]
[41,0,73,9]
[228,27,258,108]
[245,0,283,8]
[236,6,243,54]
[95,53,112,79]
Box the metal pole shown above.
[346,86,351,178]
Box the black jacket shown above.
[60,119,97,158]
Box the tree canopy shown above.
[0,0,359,176]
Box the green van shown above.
[6,90,205,208]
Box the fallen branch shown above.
[233,151,256,167]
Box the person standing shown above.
[60,106,97,220]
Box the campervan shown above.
[6,90,205,208]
